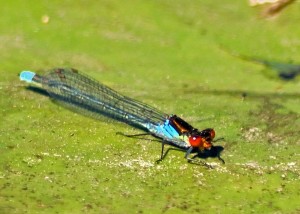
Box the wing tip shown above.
[20,71,36,83]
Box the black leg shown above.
[184,147,194,160]
[184,147,213,169]
[156,143,185,163]
[156,141,166,163]
[160,141,165,160]
[213,137,225,142]
[116,132,151,137]
[116,132,162,143]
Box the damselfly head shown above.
[199,128,215,141]
[189,128,215,150]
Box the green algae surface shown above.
[1,1,299,213]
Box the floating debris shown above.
[41,15,50,24]
[249,0,296,18]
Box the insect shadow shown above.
[25,86,148,131]
[157,145,224,165]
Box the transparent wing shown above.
[38,68,167,129]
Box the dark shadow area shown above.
[155,144,225,166]
[220,47,300,81]
[195,146,225,163]
[26,86,149,132]
[183,87,300,101]
[239,55,300,81]
[27,86,49,97]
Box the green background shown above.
[1,1,299,213]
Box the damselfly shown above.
[20,68,224,166]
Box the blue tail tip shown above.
[20,71,36,83]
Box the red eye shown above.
[188,136,202,147]
[210,129,215,139]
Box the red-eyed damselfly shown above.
[20,68,224,166]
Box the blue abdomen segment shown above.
[145,119,189,148]
[161,119,180,138]
[146,119,179,139]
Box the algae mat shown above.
[1,1,299,213]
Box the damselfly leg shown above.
[213,137,225,142]
[116,132,161,142]
[117,132,179,162]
